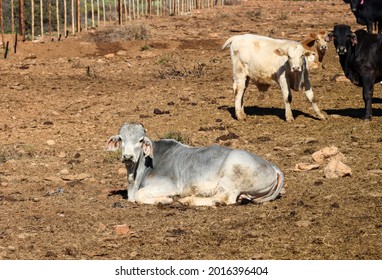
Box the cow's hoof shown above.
[317,112,328,120]
[236,114,247,121]
[361,117,371,121]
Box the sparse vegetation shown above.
[277,13,289,21]
[90,24,151,43]
[162,131,190,145]
[157,63,206,79]
[246,10,262,20]
[103,150,121,163]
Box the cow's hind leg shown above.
[361,76,374,120]
[178,192,236,206]
[233,71,249,120]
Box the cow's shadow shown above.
[226,106,318,121]
[108,189,128,199]
[325,100,382,119]
[226,98,382,120]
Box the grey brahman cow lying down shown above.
[105,122,284,206]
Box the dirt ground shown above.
[0,0,381,260]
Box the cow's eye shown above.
[139,138,144,143]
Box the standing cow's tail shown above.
[221,36,235,51]
[252,165,285,204]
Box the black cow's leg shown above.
[362,77,374,120]
[367,20,373,34]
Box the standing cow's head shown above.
[274,43,306,72]
[325,25,357,56]
[316,30,329,53]
[343,0,362,13]
[105,122,153,164]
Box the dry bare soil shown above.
[1,0,381,260]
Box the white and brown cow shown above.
[301,30,329,70]
[222,34,327,122]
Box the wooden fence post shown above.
[71,0,75,34]
[11,0,15,34]
[0,1,4,48]
[77,0,81,32]
[85,0,88,29]
[64,0,67,36]
[91,0,95,28]
[4,41,9,58]
[40,0,44,39]
[56,0,60,37]
[97,0,100,26]
[118,0,122,25]
[19,0,26,41]
[31,0,34,40]
[102,0,106,25]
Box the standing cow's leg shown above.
[233,70,249,120]
[303,69,327,120]
[278,76,294,122]
[361,76,374,120]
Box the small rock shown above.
[116,50,127,56]
[65,246,80,257]
[57,152,67,158]
[295,220,311,227]
[98,223,107,231]
[333,74,350,82]
[104,53,115,59]
[115,224,130,235]
[59,169,70,175]
[312,146,341,164]
[324,159,352,179]
[294,163,320,171]
[47,140,55,146]
[8,246,16,251]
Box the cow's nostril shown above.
[122,155,133,163]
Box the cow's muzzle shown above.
[122,154,134,163]
[291,66,302,72]
[336,46,347,55]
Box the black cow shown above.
[343,0,382,33]
[325,24,382,120]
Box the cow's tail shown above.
[252,165,285,204]
[221,36,235,51]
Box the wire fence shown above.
[0,0,229,44]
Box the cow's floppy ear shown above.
[105,135,122,151]
[350,33,358,46]
[324,32,333,42]
[274,48,287,56]
[142,137,153,159]
[306,39,316,48]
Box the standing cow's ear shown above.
[350,33,358,46]
[324,32,333,42]
[142,137,154,159]
[274,48,287,56]
[105,135,122,151]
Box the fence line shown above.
[0,0,228,45]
